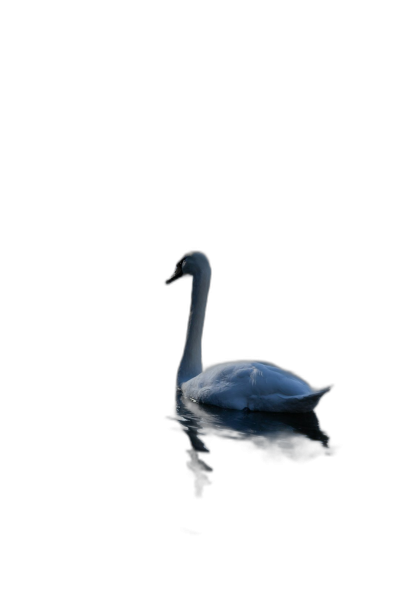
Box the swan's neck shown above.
[178,270,211,387]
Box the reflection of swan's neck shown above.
[178,269,211,387]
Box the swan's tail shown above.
[258,385,333,413]
[297,386,332,413]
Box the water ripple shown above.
[167,390,335,496]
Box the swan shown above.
[166,252,331,413]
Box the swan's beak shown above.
[166,263,184,284]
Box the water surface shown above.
[171,391,331,497]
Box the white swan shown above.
[166,252,331,413]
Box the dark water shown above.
[171,391,331,496]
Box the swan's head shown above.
[166,251,211,284]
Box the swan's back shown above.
[181,361,330,413]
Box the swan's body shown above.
[181,361,330,413]
[166,252,331,413]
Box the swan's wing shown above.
[182,361,330,412]
[249,363,331,411]
[182,363,253,410]
[246,386,331,413]
[250,361,312,395]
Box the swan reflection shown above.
[174,392,330,496]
